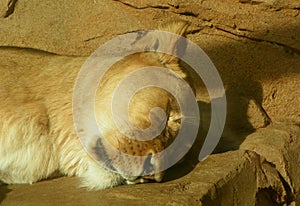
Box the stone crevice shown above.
[214,25,300,55]
[3,0,17,18]
[245,150,293,204]
[114,0,169,10]
[174,11,199,17]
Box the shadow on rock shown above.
[164,79,270,181]
[0,184,11,203]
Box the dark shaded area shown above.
[277,172,295,204]
[0,184,11,203]
[163,23,299,182]
[255,187,283,206]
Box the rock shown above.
[240,122,300,203]
[0,0,10,17]
[247,99,271,129]
[2,130,299,205]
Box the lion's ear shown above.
[133,20,190,78]
[155,20,190,65]
[158,20,190,37]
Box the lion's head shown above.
[87,21,195,184]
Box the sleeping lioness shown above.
[0,21,195,190]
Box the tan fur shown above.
[0,21,193,190]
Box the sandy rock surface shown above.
[1,122,299,205]
[0,0,299,205]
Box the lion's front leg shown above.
[79,160,124,190]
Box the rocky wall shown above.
[0,0,299,205]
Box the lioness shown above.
[0,21,194,190]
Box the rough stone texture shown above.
[0,0,299,205]
[1,123,299,205]
[241,122,300,204]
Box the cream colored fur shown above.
[0,21,193,190]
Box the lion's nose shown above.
[124,150,165,185]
